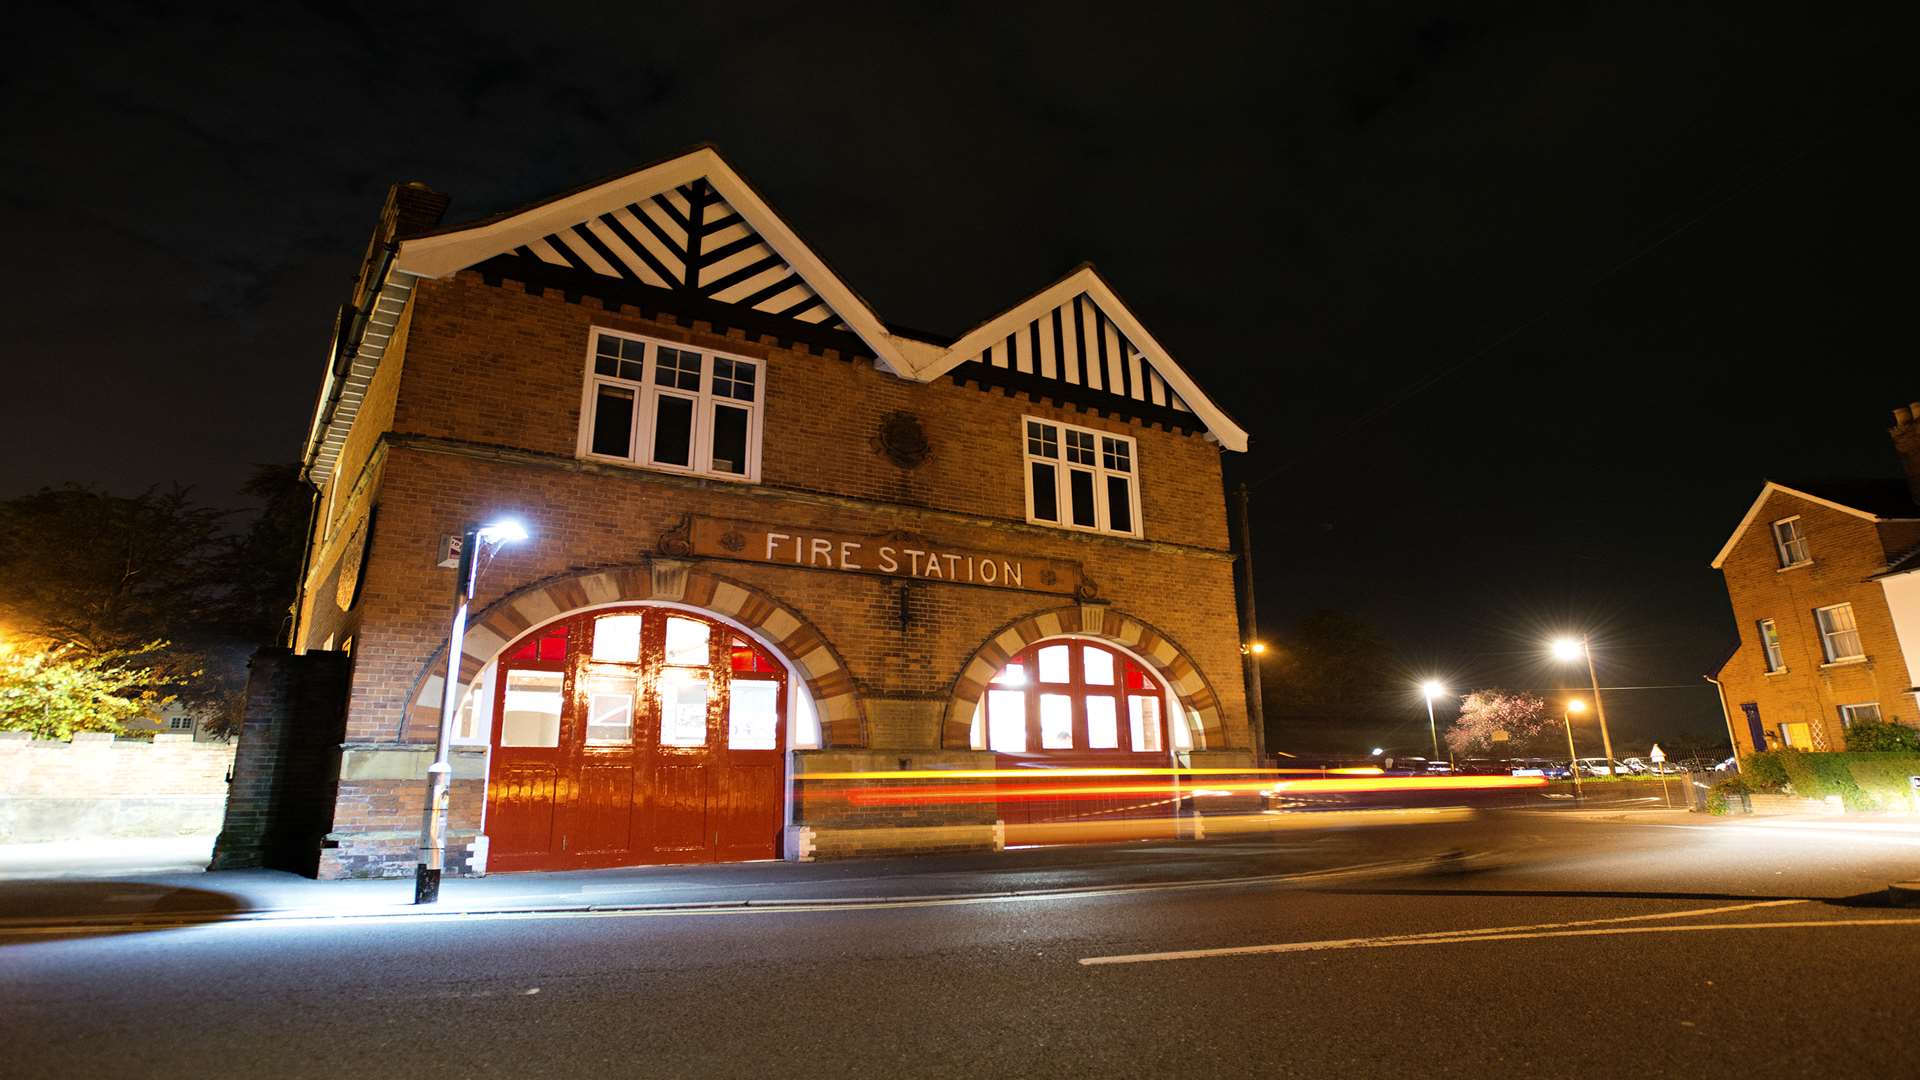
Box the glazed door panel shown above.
[714,762,781,861]
[648,763,711,858]
[485,763,561,871]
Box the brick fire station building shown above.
[276,146,1253,878]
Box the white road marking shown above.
[1078,899,1816,965]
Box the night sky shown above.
[8,3,1916,748]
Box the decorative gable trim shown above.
[1710,481,1903,569]
[914,266,1248,451]
[392,146,908,374]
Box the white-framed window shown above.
[1814,603,1865,663]
[1757,619,1785,673]
[1838,702,1882,728]
[1022,416,1141,538]
[579,328,763,482]
[167,716,194,732]
[1772,517,1810,567]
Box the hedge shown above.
[1749,750,1920,810]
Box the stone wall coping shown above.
[339,744,487,781]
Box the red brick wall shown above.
[1716,490,1918,753]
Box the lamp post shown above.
[1420,681,1445,761]
[416,518,528,905]
[1552,634,1617,777]
[1563,699,1587,801]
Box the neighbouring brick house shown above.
[1709,404,1920,757]
[280,146,1253,878]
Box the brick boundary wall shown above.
[211,649,351,874]
[0,731,237,843]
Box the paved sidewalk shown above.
[0,811,1475,929]
[0,837,217,881]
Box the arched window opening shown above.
[977,639,1168,755]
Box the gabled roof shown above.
[309,146,1249,472]
[1709,479,1920,569]
[916,265,1248,451]
[393,145,911,375]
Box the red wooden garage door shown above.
[485,607,787,872]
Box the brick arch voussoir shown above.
[397,560,867,747]
[941,603,1227,750]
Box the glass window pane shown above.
[1037,645,1071,684]
[664,617,711,666]
[711,403,750,475]
[1106,475,1133,533]
[1086,696,1118,749]
[1039,693,1074,749]
[1124,662,1151,691]
[584,671,636,745]
[591,614,642,663]
[1083,647,1114,685]
[591,384,635,457]
[500,670,563,747]
[1129,696,1162,752]
[987,689,1027,752]
[1066,429,1095,465]
[992,662,1027,687]
[714,357,757,401]
[655,346,702,390]
[455,678,482,741]
[652,394,694,467]
[1069,469,1097,527]
[1026,420,1058,458]
[1031,462,1059,522]
[1101,436,1131,472]
[729,679,780,750]
[660,668,709,746]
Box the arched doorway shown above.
[976,638,1169,756]
[484,605,789,871]
[969,637,1187,839]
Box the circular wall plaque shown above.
[875,411,933,469]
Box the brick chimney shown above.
[386,181,451,240]
[1891,401,1920,505]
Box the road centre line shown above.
[1078,898,1815,965]
[0,857,1430,938]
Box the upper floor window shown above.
[1838,702,1881,729]
[1023,417,1141,538]
[580,329,762,481]
[1757,618,1784,672]
[1814,603,1864,662]
[1772,517,1810,567]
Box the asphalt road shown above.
[6,809,1919,1079]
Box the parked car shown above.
[1511,758,1572,780]
[1575,758,1623,777]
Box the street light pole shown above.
[415,520,526,905]
[1581,634,1618,778]
[1563,700,1586,802]
[1421,681,1445,761]
[1554,635,1618,778]
[1234,484,1267,768]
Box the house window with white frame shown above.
[581,329,762,481]
[1814,603,1864,663]
[1023,417,1141,537]
[1772,517,1810,567]
[1838,702,1881,728]
[1757,618,1785,673]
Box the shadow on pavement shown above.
[0,882,247,943]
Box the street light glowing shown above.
[1567,699,1587,714]
[1421,680,1445,699]
[1551,637,1584,661]
[1370,747,1385,756]
[1248,641,1267,655]
[477,519,530,545]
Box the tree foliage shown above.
[0,468,308,733]
[0,642,181,740]
[1443,689,1551,755]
